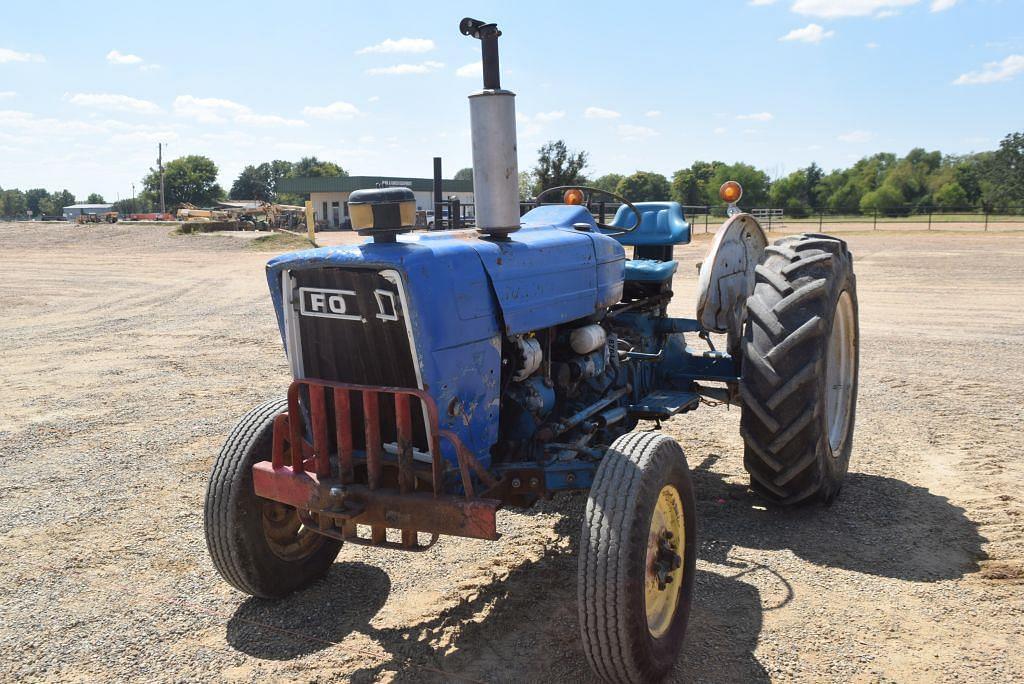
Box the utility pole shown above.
[157,142,166,215]
[131,183,135,214]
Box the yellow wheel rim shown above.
[645,484,685,639]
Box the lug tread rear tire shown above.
[740,234,859,505]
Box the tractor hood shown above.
[263,205,625,469]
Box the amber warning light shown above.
[720,180,745,204]
[719,181,743,204]
[563,188,585,205]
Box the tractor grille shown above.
[289,267,427,453]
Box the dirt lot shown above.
[1,222,1022,682]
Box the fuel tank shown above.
[264,205,625,471]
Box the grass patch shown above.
[246,232,318,251]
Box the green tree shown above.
[707,163,770,209]
[933,182,969,209]
[86,193,105,204]
[532,140,588,194]
[41,189,75,216]
[143,155,223,208]
[292,156,346,178]
[25,188,48,216]
[591,173,624,194]
[2,189,27,217]
[615,171,671,202]
[230,164,274,201]
[859,184,905,215]
[518,171,534,200]
[987,132,1024,206]
[671,161,720,206]
[453,167,473,181]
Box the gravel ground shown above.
[0,222,1022,682]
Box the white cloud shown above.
[302,101,361,119]
[356,38,435,55]
[366,61,444,76]
[930,0,958,10]
[109,129,179,144]
[236,112,307,127]
[368,95,380,102]
[866,42,880,48]
[139,64,161,72]
[645,110,661,118]
[66,93,160,114]
[780,23,835,43]
[0,47,45,63]
[874,9,900,18]
[516,111,565,138]
[790,0,917,18]
[0,91,15,99]
[749,0,777,4]
[585,106,621,119]
[617,124,657,141]
[736,111,774,121]
[953,54,1024,85]
[838,130,873,142]
[534,111,565,122]
[173,95,305,127]
[106,49,143,65]
[456,61,482,78]
[713,127,727,134]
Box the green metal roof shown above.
[277,175,473,194]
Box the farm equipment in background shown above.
[204,17,860,683]
[76,211,118,224]
[177,202,306,231]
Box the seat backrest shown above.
[607,202,691,246]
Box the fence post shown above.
[873,210,878,231]
[984,209,989,231]
[928,207,932,231]
[819,211,823,230]
[705,209,709,234]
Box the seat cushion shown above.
[624,259,678,282]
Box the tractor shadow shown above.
[343,501,769,683]
[225,561,391,659]
[689,454,987,582]
[222,501,769,682]
[220,457,983,679]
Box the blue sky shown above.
[1,0,1022,200]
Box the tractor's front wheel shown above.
[204,398,342,598]
[579,432,697,683]
[739,233,859,505]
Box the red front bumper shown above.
[252,379,500,547]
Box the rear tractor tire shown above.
[739,233,859,505]
[579,432,697,683]
[204,398,342,598]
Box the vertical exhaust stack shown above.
[460,18,521,238]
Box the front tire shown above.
[739,233,859,505]
[579,432,697,683]
[204,398,342,598]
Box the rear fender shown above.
[695,214,767,337]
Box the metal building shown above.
[62,204,114,221]
[276,176,474,229]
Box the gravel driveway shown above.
[0,223,1021,682]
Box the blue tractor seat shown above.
[606,202,691,284]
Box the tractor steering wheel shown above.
[534,185,643,235]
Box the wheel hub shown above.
[645,485,685,638]
[260,499,324,562]
[826,290,856,455]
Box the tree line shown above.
[0,155,348,217]
[524,132,1024,215]
[3,131,1021,218]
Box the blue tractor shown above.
[204,18,859,682]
